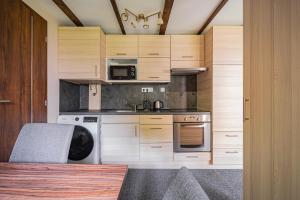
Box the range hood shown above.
[171,67,207,75]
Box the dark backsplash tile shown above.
[59,80,89,112]
[101,75,197,110]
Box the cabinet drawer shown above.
[140,125,173,143]
[139,35,170,58]
[106,35,138,57]
[213,148,243,165]
[140,143,173,161]
[174,152,211,162]
[140,115,173,124]
[102,115,139,124]
[213,131,243,148]
[138,58,170,82]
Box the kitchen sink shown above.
[114,110,136,113]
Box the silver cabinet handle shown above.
[0,100,11,103]
[186,156,199,158]
[148,77,160,79]
[94,65,98,76]
[225,134,239,137]
[225,151,239,154]
[134,125,137,137]
[150,117,163,120]
[148,53,159,56]
[182,56,193,58]
[116,53,127,56]
[151,145,162,149]
[150,128,163,130]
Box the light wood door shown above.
[212,26,243,65]
[138,58,170,82]
[171,35,204,61]
[106,35,138,57]
[138,35,170,58]
[213,64,243,131]
[244,0,300,199]
[58,27,102,80]
[101,123,139,162]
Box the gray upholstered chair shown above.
[9,123,75,164]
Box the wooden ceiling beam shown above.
[198,0,228,34]
[52,0,83,26]
[159,0,174,35]
[110,0,126,35]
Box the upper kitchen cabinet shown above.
[58,27,105,80]
[106,35,138,57]
[138,35,170,58]
[138,58,171,82]
[205,26,243,66]
[171,35,205,69]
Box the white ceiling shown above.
[23,0,243,35]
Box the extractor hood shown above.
[171,67,207,75]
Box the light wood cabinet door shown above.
[58,27,102,80]
[213,148,243,165]
[138,35,170,58]
[212,26,243,65]
[140,143,173,161]
[101,123,139,162]
[140,125,173,143]
[213,131,243,148]
[171,35,204,61]
[106,35,138,57]
[213,64,243,131]
[138,58,170,82]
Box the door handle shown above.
[0,100,11,103]
[151,145,162,149]
[225,151,239,154]
[244,98,250,121]
[182,56,193,58]
[148,53,159,56]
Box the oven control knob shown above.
[184,117,187,121]
[197,118,199,121]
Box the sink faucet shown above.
[126,102,138,112]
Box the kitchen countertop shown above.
[59,109,210,115]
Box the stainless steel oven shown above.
[174,114,211,152]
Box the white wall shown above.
[23,0,61,123]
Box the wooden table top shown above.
[0,163,128,200]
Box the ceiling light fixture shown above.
[121,8,164,29]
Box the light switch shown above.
[160,87,165,93]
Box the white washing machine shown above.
[57,115,101,164]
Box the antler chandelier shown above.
[120,8,164,29]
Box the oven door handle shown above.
[181,124,205,128]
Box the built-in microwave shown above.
[109,65,136,80]
[107,58,137,80]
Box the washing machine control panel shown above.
[83,117,98,123]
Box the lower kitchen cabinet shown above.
[173,152,211,163]
[213,131,243,148]
[140,125,173,143]
[140,143,173,161]
[213,148,243,165]
[101,115,140,162]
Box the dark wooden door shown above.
[32,10,47,122]
[0,1,47,161]
[0,0,31,162]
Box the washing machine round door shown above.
[68,125,94,161]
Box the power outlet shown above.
[142,87,154,93]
